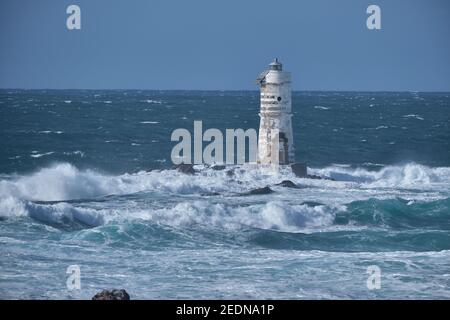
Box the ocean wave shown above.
[0,163,226,201]
[0,196,105,227]
[0,162,449,204]
[134,200,340,233]
[2,195,449,253]
[0,163,122,201]
[0,195,339,233]
[337,197,450,230]
[308,163,450,189]
[2,190,449,233]
[0,163,294,201]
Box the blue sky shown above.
[1,0,449,91]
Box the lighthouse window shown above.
[277,96,282,102]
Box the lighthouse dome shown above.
[269,58,282,71]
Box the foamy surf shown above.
[0,162,449,203]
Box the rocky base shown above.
[173,164,196,174]
[290,163,307,177]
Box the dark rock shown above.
[306,174,334,181]
[226,169,235,177]
[200,192,221,196]
[211,165,226,171]
[92,289,130,300]
[275,180,298,188]
[173,164,196,174]
[241,186,274,196]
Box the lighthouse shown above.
[256,59,306,176]
[256,58,295,165]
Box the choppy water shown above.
[0,90,449,299]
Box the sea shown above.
[0,89,449,299]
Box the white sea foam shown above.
[362,162,385,167]
[403,114,424,121]
[314,106,330,110]
[309,163,450,189]
[140,121,159,124]
[0,162,449,204]
[38,131,64,135]
[63,151,85,157]
[30,151,55,158]
[0,196,28,218]
[143,99,163,104]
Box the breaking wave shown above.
[309,163,450,189]
[2,195,449,252]
[0,195,339,232]
[0,163,231,201]
[1,194,449,233]
[0,162,449,203]
[0,196,105,227]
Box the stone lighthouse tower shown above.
[256,58,295,165]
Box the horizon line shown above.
[1,88,450,93]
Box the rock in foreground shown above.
[92,289,130,300]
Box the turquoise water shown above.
[0,90,449,299]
